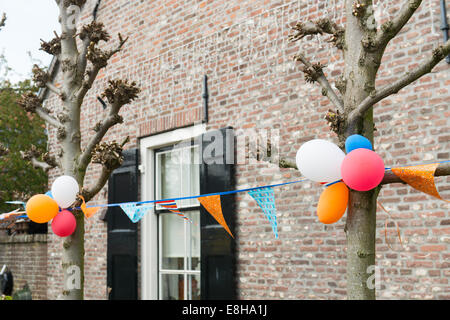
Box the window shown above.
[154,144,201,300]
[140,124,236,300]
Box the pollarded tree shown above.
[275,0,450,299]
[18,1,140,300]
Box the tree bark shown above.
[345,187,379,299]
[341,0,381,300]
[61,211,85,299]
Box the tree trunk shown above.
[61,212,85,299]
[345,187,379,299]
[60,96,84,299]
[341,0,381,300]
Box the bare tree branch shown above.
[381,162,450,185]
[77,113,123,171]
[36,107,63,128]
[40,31,62,57]
[276,161,450,182]
[293,53,344,112]
[348,39,450,129]
[81,137,129,202]
[32,64,65,100]
[20,147,59,173]
[278,158,298,169]
[76,33,128,103]
[17,92,63,128]
[76,21,111,82]
[373,0,422,50]
[81,166,112,202]
[77,80,139,172]
[28,157,55,173]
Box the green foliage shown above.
[0,295,12,300]
[12,283,32,300]
[0,80,48,212]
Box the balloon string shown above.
[377,201,405,251]
[377,201,432,258]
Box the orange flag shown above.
[197,195,234,238]
[79,196,101,218]
[391,163,448,202]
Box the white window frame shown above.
[155,145,201,300]
[140,124,206,300]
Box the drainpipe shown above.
[440,0,450,63]
[93,0,101,20]
[202,75,209,123]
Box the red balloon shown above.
[51,210,76,237]
[341,149,385,191]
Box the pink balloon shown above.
[51,210,76,237]
[341,149,385,191]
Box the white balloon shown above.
[51,176,80,209]
[296,139,345,182]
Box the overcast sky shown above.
[0,0,60,83]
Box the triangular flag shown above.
[157,200,191,223]
[391,163,449,202]
[79,196,101,218]
[0,209,22,220]
[248,187,278,238]
[197,195,234,238]
[4,201,26,208]
[119,202,154,223]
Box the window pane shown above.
[179,146,200,207]
[186,211,201,271]
[158,150,181,201]
[161,213,185,270]
[190,146,200,197]
[188,274,201,300]
[161,274,184,300]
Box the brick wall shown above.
[0,233,47,299]
[43,0,449,299]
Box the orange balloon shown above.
[317,182,349,224]
[26,194,59,223]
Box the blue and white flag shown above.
[248,187,278,238]
[119,203,154,223]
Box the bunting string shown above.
[77,160,449,212]
[1,160,449,237]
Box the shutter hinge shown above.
[138,164,145,174]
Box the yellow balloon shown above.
[26,194,59,223]
[317,182,349,224]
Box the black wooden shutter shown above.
[105,148,138,300]
[199,127,236,300]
